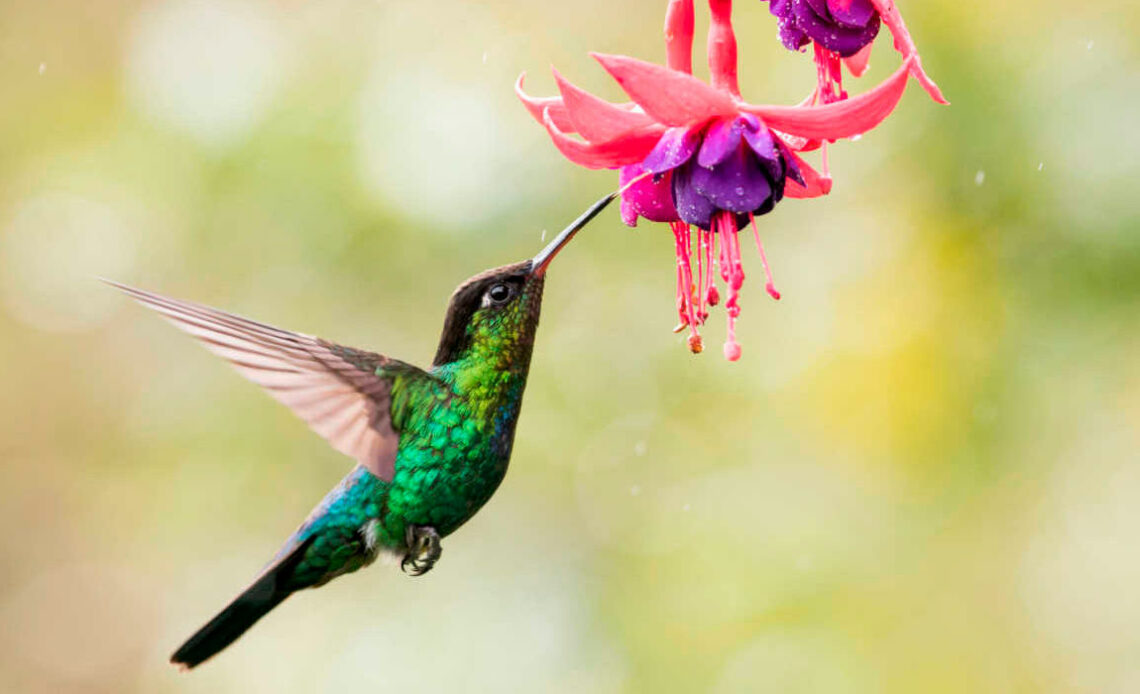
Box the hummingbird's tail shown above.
[170,536,314,670]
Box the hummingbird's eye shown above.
[485,283,513,306]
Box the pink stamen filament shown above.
[671,221,702,352]
[749,213,781,300]
[717,212,744,361]
[697,229,715,312]
[812,43,847,106]
[695,228,706,321]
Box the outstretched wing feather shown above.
[107,281,408,481]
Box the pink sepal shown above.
[868,0,948,104]
[663,0,695,74]
[591,53,737,127]
[844,44,873,77]
[740,58,912,140]
[553,69,652,143]
[541,108,665,169]
[516,73,575,133]
[784,151,832,198]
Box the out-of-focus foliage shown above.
[1,1,1138,692]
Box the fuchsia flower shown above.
[761,0,947,106]
[517,0,935,360]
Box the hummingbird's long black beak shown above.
[530,192,616,277]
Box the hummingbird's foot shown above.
[401,525,442,577]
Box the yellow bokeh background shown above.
[2,1,1138,692]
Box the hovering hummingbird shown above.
[108,193,615,669]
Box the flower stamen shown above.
[671,221,702,352]
[750,213,781,300]
[717,211,745,361]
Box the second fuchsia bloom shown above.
[762,0,947,106]
[518,0,938,360]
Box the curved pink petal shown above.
[541,108,665,170]
[740,58,912,140]
[868,0,948,104]
[553,69,653,143]
[844,44,873,77]
[516,73,575,134]
[783,151,832,199]
[591,53,737,127]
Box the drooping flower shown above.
[517,0,918,360]
[761,0,946,106]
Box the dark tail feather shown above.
[171,537,314,670]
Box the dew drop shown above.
[1037,162,1044,171]
[38,62,46,75]
[974,170,986,186]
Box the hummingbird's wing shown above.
[107,281,419,481]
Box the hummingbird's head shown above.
[431,193,615,368]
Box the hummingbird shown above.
[108,193,615,669]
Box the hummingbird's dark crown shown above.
[431,260,542,368]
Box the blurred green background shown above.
[2,0,1139,692]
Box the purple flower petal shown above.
[792,0,880,57]
[804,0,831,20]
[672,160,717,229]
[777,141,804,187]
[765,0,810,51]
[641,126,700,175]
[697,118,743,168]
[827,0,876,28]
[619,163,678,226]
[741,116,776,163]
[691,148,774,215]
[768,0,794,18]
[777,18,810,51]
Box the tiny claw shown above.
[402,525,442,577]
[673,322,687,334]
[766,282,781,300]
